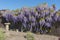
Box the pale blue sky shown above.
[0,0,60,10]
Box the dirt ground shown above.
[5,31,59,40]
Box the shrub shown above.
[26,32,34,40]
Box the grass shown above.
[0,28,5,40]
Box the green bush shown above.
[26,32,34,40]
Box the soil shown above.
[4,31,59,40]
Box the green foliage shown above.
[43,2,47,5]
[52,4,55,7]
[0,28,5,40]
[26,32,34,40]
[56,11,60,16]
[14,13,18,16]
[12,9,20,12]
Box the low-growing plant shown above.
[26,32,34,40]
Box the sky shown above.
[0,0,60,10]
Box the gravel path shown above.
[5,31,59,40]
